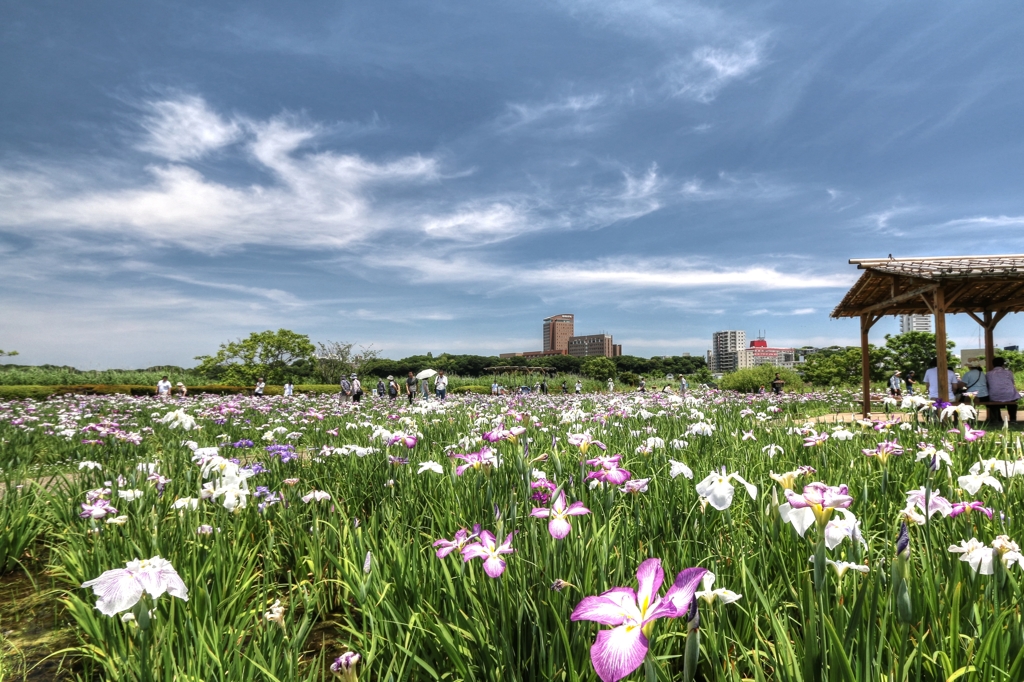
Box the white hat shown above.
[387,375,394,380]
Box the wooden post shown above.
[984,311,995,372]
[934,289,949,403]
[860,315,872,418]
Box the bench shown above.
[978,400,1020,423]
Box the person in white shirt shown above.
[156,376,171,398]
[351,374,363,403]
[491,381,499,395]
[283,380,294,397]
[575,380,582,394]
[923,358,957,403]
[434,371,448,400]
[606,378,614,393]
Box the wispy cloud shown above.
[661,39,766,102]
[136,95,243,161]
[497,94,606,134]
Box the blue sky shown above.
[3,1,1024,368]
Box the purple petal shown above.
[548,517,572,539]
[571,594,631,626]
[565,502,591,516]
[482,555,506,578]
[603,468,631,485]
[634,558,664,610]
[590,625,648,682]
[530,508,551,518]
[659,567,708,618]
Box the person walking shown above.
[575,380,582,394]
[351,374,363,403]
[387,375,399,401]
[157,375,172,398]
[770,373,785,395]
[607,377,614,393]
[376,377,385,398]
[254,377,266,398]
[904,371,917,395]
[985,357,1020,424]
[561,381,567,394]
[283,380,294,397]
[540,378,548,395]
[434,370,448,400]
[680,376,688,394]
[339,374,353,403]
[406,371,417,404]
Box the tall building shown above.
[543,314,574,352]
[711,330,746,372]
[899,314,932,334]
[567,334,621,358]
[736,338,797,369]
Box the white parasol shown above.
[416,369,438,380]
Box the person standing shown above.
[283,380,294,397]
[770,373,785,395]
[421,376,430,399]
[491,380,499,396]
[888,371,902,399]
[376,377,385,398]
[680,376,688,394]
[387,375,399,401]
[351,374,363,403]
[606,377,614,393]
[254,377,266,398]
[561,381,567,394]
[406,371,417,404]
[540,378,548,395]
[157,375,172,398]
[434,370,448,400]
[575,380,582,394]
[339,374,353,403]
[985,357,1020,424]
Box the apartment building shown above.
[899,314,932,334]
[567,334,622,358]
[710,330,746,373]
[543,314,575,352]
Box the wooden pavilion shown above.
[831,254,1024,416]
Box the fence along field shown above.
[0,387,1021,681]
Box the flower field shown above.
[0,389,1022,681]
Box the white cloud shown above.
[423,202,531,240]
[662,40,765,102]
[938,215,1024,229]
[137,95,242,161]
[498,94,606,133]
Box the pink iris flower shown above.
[461,530,515,578]
[433,524,481,558]
[530,491,590,539]
[451,447,499,475]
[571,558,707,682]
[585,453,632,485]
[386,433,418,448]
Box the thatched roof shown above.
[831,254,1024,319]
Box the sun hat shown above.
[350,373,357,378]
[176,382,184,386]
[387,375,394,380]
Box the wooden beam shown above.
[934,289,949,404]
[984,311,995,372]
[860,315,872,418]
[965,311,985,327]
[851,283,939,316]
[942,281,973,308]
[920,293,935,315]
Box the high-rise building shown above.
[899,314,932,334]
[567,334,621,358]
[543,314,574,352]
[736,338,797,369]
[711,330,746,372]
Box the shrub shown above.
[718,366,805,393]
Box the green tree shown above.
[580,356,617,381]
[688,366,714,385]
[881,332,956,379]
[799,346,888,386]
[314,341,382,384]
[996,349,1024,372]
[195,329,316,385]
[0,349,18,358]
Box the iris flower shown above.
[451,447,499,475]
[586,454,632,485]
[531,491,590,539]
[695,572,742,606]
[769,466,816,491]
[81,555,188,616]
[80,500,118,519]
[668,460,694,480]
[695,467,757,511]
[957,471,1003,495]
[950,500,994,518]
[862,440,903,465]
[433,526,480,558]
[570,558,707,682]
[567,432,607,455]
[461,530,515,578]
[779,482,853,535]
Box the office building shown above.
[711,330,746,373]
[736,338,797,369]
[899,314,932,334]
[567,334,622,358]
[499,350,568,359]
[543,314,575,352]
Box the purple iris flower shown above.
[531,479,557,505]
[530,491,590,539]
[80,499,118,519]
[950,500,994,518]
[461,530,515,578]
[266,444,298,463]
[432,524,481,558]
[389,455,409,465]
[571,559,707,682]
[585,454,633,486]
[231,439,254,448]
[451,447,498,475]
[244,462,267,475]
